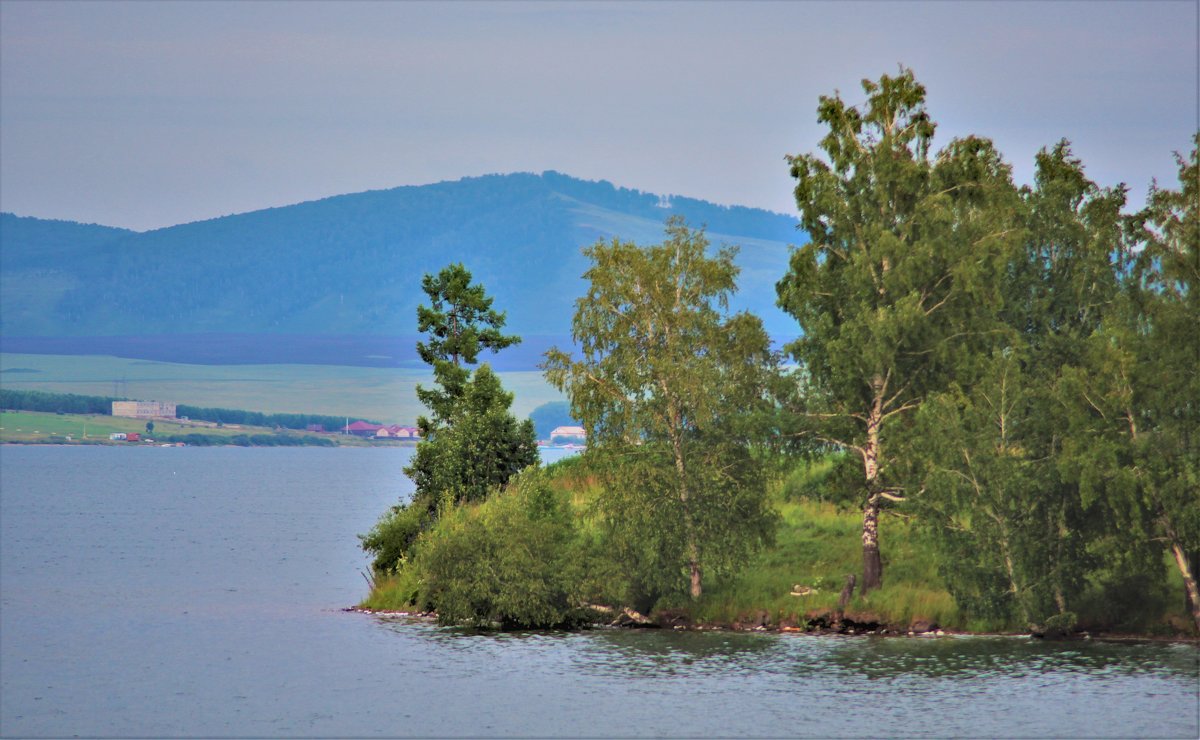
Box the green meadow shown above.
[0,409,276,443]
[0,409,127,442]
[0,353,564,425]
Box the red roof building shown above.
[343,421,384,437]
[377,425,420,439]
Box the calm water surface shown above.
[2,446,1196,738]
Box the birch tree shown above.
[1129,136,1200,630]
[909,348,1044,625]
[543,218,777,601]
[777,69,1019,593]
[1061,137,1200,631]
[1008,142,1130,619]
[906,142,1133,628]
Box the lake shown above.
[1,445,1196,737]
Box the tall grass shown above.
[684,497,962,629]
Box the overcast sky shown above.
[1,0,1196,232]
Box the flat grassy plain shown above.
[0,352,564,424]
[0,409,143,442]
[0,409,383,445]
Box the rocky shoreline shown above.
[344,605,1198,642]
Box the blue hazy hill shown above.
[1,172,803,361]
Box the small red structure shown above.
[125,432,141,442]
[343,421,384,437]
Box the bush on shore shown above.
[366,467,587,629]
[360,454,1195,636]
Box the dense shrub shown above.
[412,469,583,628]
[359,503,431,574]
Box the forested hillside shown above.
[0,172,800,348]
[0,215,134,336]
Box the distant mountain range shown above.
[0,171,803,366]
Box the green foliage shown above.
[0,388,118,415]
[545,217,778,601]
[416,262,519,369]
[175,404,361,432]
[674,489,961,630]
[358,568,425,612]
[1040,611,1078,638]
[412,469,583,628]
[412,262,522,433]
[362,264,537,577]
[199,433,334,447]
[776,70,1196,633]
[358,503,432,574]
[777,68,1021,593]
[358,76,1198,636]
[781,452,857,504]
[1129,136,1200,599]
[407,365,538,509]
[583,441,777,609]
[899,138,1161,628]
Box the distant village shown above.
[110,400,421,440]
[110,400,586,446]
[341,420,421,439]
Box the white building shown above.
[549,425,586,442]
[112,401,177,419]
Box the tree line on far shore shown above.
[0,388,368,433]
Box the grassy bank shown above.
[361,456,959,629]
[679,497,959,630]
[361,456,1195,636]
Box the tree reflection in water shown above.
[820,635,1199,681]
[386,617,1198,686]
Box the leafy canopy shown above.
[544,217,777,602]
[777,67,1021,592]
[362,263,536,575]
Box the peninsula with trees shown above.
[358,70,1198,639]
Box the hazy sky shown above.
[1,0,1196,232]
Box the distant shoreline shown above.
[0,439,415,448]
